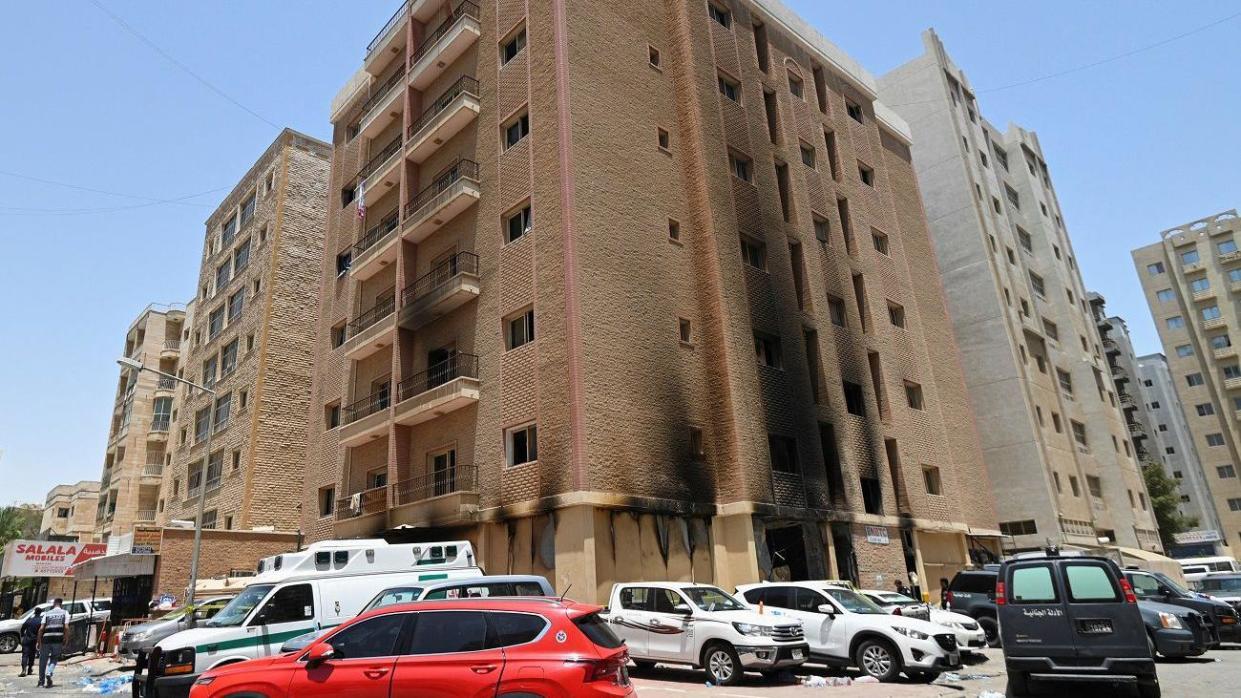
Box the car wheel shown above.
[978,617,1001,648]
[631,660,656,671]
[854,638,901,682]
[0,633,18,654]
[1006,670,1030,697]
[702,642,742,686]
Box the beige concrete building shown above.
[40,481,100,542]
[303,0,999,603]
[96,304,186,540]
[1133,209,1241,552]
[879,31,1161,552]
[159,129,330,533]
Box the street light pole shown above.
[117,357,215,606]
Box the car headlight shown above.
[161,647,196,675]
[193,676,216,686]
[129,630,152,642]
[732,622,773,637]
[893,626,930,640]
[1158,612,1183,630]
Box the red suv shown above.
[187,597,633,698]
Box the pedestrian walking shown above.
[37,598,68,688]
[18,607,42,677]
[939,577,951,609]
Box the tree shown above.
[0,504,43,548]
[1142,463,1197,550]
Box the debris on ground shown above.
[800,675,853,687]
[977,691,1005,698]
[78,674,133,695]
[934,671,1000,683]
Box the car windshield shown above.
[1202,577,1241,592]
[878,593,921,606]
[363,587,424,612]
[1153,573,1192,597]
[682,586,746,611]
[825,588,887,614]
[158,607,191,621]
[206,585,274,627]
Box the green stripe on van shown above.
[196,627,313,653]
[418,573,449,581]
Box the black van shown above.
[999,551,1158,698]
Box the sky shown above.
[0,1,1237,506]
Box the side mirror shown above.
[817,604,836,615]
[672,603,693,616]
[1159,587,1173,597]
[305,643,336,667]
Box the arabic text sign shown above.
[1,540,108,578]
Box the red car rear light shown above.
[581,652,630,686]
[995,581,1006,606]
[1119,578,1137,604]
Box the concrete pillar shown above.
[554,505,600,603]
[711,513,759,591]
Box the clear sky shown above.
[0,1,1237,506]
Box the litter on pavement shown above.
[78,674,133,695]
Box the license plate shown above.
[792,649,805,660]
[950,652,959,664]
[1079,619,1114,635]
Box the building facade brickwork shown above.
[40,481,101,542]
[879,30,1160,552]
[304,0,998,604]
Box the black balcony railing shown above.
[366,1,410,57]
[354,213,400,257]
[348,294,396,337]
[392,464,477,506]
[408,76,480,139]
[344,384,392,424]
[157,376,177,391]
[398,352,479,401]
[404,159,480,220]
[402,252,479,306]
[411,2,479,66]
[357,137,403,184]
[359,66,408,123]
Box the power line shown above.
[87,0,281,130]
[0,185,232,216]
[0,169,215,207]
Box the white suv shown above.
[736,581,961,682]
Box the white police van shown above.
[141,539,482,698]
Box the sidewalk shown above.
[0,651,132,696]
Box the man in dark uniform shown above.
[18,606,42,677]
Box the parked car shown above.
[119,596,234,661]
[1178,555,1241,584]
[0,598,108,653]
[1138,600,1213,659]
[279,574,555,652]
[736,581,961,683]
[945,568,1001,646]
[187,597,633,698]
[1194,573,1241,612]
[998,550,1158,698]
[925,607,987,653]
[602,582,808,685]
[856,589,932,621]
[1125,569,1241,644]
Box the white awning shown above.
[68,552,157,579]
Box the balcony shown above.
[407,76,480,163]
[1215,345,1238,360]
[1127,421,1147,439]
[142,463,163,479]
[1192,287,1217,302]
[394,353,480,426]
[402,159,480,244]
[390,464,479,527]
[148,418,170,442]
[1183,261,1205,275]
[350,213,401,281]
[1231,281,1241,295]
[339,385,392,446]
[1220,250,1241,265]
[399,252,480,330]
[1119,393,1136,408]
[135,510,157,523]
[1226,376,1241,391]
[364,1,409,76]
[155,376,177,395]
[161,340,181,359]
[343,295,397,361]
[356,136,403,200]
[1111,366,1130,384]
[408,2,480,90]
[1204,316,1226,330]
[1102,337,1120,355]
[358,66,408,141]
[334,485,388,537]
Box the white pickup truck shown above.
[736,581,962,682]
[601,581,808,685]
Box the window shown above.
[1029,272,1045,297]
[679,318,692,343]
[762,90,778,142]
[1069,475,1080,496]
[717,73,740,102]
[789,242,806,308]
[753,332,782,368]
[1070,420,1088,447]
[505,204,532,243]
[501,26,526,65]
[1190,277,1210,294]
[221,215,238,246]
[331,322,347,349]
[507,309,535,350]
[904,381,924,410]
[657,127,670,150]
[1004,185,1020,208]
[823,130,840,180]
[202,356,218,387]
[208,306,224,340]
[239,193,256,227]
[871,230,889,255]
[860,477,882,514]
[238,388,248,410]
[922,465,942,495]
[213,393,231,430]
[215,260,231,293]
[728,151,752,181]
[1064,564,1120,602]
[800,143,816,168]
[1231,268,1241,284]
[813,214,830,243]
[325,402,341,429]
[1203,305,1222,321]
[1231,498,1241,512]
[1176,344,1194,357]
[1225,365,1241,379]
[233,238,251,272]
[648,45,661,68]
[1197,403,1215,416]
[1147,262,1165,275]
[488,612,549,647]
[336,250,352,276]
[221,338,239,375]
[667,218,680,241]
[1087,475,1103,498]
[252,278,262,297]
[1207,433,1226,447]
[326,613,405,658]
[994,146,1009,170]
[845,98,863,123]
[1057,369,1073,394]
[688,427,704,458]
[1220,239,1238,255]
[1218,465,1237,479]
[828,295,846,326]
[1017,228,1033,252]
[1000,520,1040,537]
[503,112,530,149]
[256,584,313,625]
[1043,319,1059,341]
[768,435,798,473]
[843,381,865,416]
[993,197,1003,215]
[227,290,245,323]
[708,2,731,27]
[887,301,905,328]
[507,423,538,466]
[857,161,874,187]
[739,236,766,269]
[1182,248,1200,265]
[787,72,803,99]
[1166,316,1185,329]
[200,509,217,529]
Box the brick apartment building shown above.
[159,129,330,533]
[1133,209,1241,554]
[40,481,101,542]
[96,303,186,539]
[879,30,1161,552]
[303,0,999,603]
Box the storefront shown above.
[0,539,107,619]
